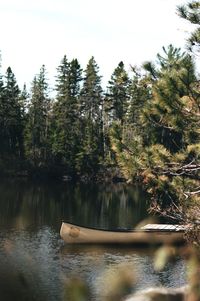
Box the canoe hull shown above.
[60,222,185,245]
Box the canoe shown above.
[60,222,187,245]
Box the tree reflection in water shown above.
[0,179,149,231]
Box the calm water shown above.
[0,179,186,301]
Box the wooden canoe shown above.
[60,222,188,245]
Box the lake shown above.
[0,179,186,301]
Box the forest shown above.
[0,2,199,223]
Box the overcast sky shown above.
[0,0,196,90]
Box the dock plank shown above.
[141,224,188,232]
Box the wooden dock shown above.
[141,224,188,232]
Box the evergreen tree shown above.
[3,67,23,161]
[106,61,130,125]
[110,44,200,208]
[177,1,200,54]
[105,62,133,166]
[0,62,5,160]
[77,56,104,174]
[25,65,51,169]
[19,84,29,120]
[143,45,197,152]
[52,54,70,165]
[127,67,152,142]
[52,55,82,175]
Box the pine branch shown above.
[147,115,174,130]
[151,159,200,180]
[149,201,186,223]
[184,189,200,196]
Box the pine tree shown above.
[127,67,152,142]
[25,65,51,169]
[19,84,29,124]
[110,44,200,208]
[177,1,200,54]
[105,62,131,166]
[3,67,23,161]
[0,61,5,160]
[77,56,104,174]
[52,56,82,175]
[143,45,197,152]
[106,61,130,125]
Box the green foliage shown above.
[64,277,91,301]
[144,144,172,168]
[143,45,197,152]
[51,56,82,174]
[76,57,104,174]
[0,67,24,171]
[177,1,200,54]
[187,143,200,160]
[24,65,51,169]
[109,121,144,180]
[106,61,130,125]
[109,41,200,209]
[154,246,177,271]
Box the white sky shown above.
[0,0,197,90]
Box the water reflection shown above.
[0,179,186,301]
[0,228,186,301]
[0,228,62,301]
[60,244,186,300]
[0,179,149,230]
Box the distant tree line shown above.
[0,55,133,178]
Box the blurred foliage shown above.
[64,277,91,301]
[63,245,200,301]
[102,264,135,301]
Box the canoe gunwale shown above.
[61,221,186,233]
[60,222,186,245]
